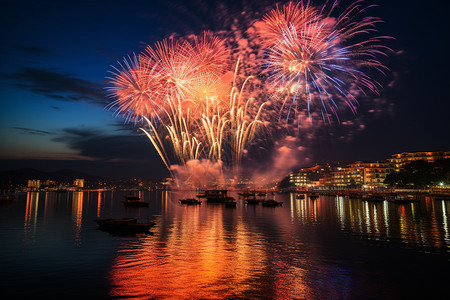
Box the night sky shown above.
[1,0,449,179]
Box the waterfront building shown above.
[289,163,333,188]
[345,161,393,187]
[388,151,450,171]
[73,179,84,188]
[27,180,40,190]
[331,167,347,188]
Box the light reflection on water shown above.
[1,191,449,298]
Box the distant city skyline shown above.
[1,0,449,179]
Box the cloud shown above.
[5,67,106,104]
[53,127,161,163]
[13,45,58,57]
[11,127,52,135]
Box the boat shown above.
[238,191,256,197]
[196,192,206,198]
[122,196,149,207]
[261,199,282,207]
[225,199,237,207]
[245,195,262,205]
[296,194,305,199]
[179,198,202,205]
[94,218,155,233]
[204,190,230,202]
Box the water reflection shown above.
[24,192,39,241]
[72,191,84,245]
[108,192,361,299]
[5,191,450,298]
[109,193,275,298]
[334,195,450,250]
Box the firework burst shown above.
[260,0,391,123]
[108,33,266,175]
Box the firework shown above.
[107,54,165,123]
[108,33,266,175]
[260,0,391,123]
[107,1,390,185]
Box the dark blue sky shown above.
[1,0,449,179]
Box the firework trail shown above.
[259,0,391,123]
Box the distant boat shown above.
[261,199,282,207]
[245,196,262,205]
[238,190,256,197]
[179,198,202,205]
[296,194,305,199]
[204,190,230,202]
[94,218,155,233]
[196,192,206,198]
[224,198,237,208]
[122,195,149,207]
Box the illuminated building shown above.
[331,167,346,188]
[289,164,333,188]
[345,161,393,187]
[388,151,450,171]
[27,180,40,190]
[73,179,84,189]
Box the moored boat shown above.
[94,218,155,233]
[179,198,202,205]
[225,198,237,207]
[238,190,256,197]
[261,199,282,207]
[204,190,230,202]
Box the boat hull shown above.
[94,218,155,233]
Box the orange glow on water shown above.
[108,193,313,299]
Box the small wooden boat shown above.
[225,201,237,208]
[122,196,149,207]
[94,218,155,233]
[179,198,202,205]
[262,199,282,207]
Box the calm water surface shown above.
[1,191,449,299]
